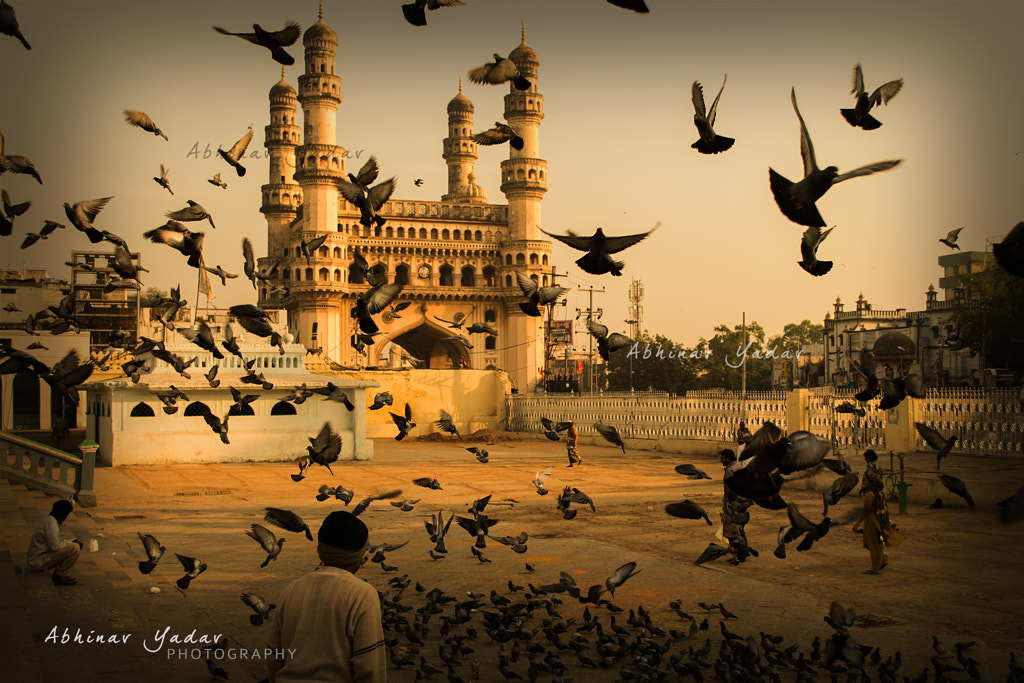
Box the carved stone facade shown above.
[257,15,553,392]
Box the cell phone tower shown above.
[627,278,643,340]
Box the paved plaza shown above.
[2,434,1023,682]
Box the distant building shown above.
[256,12,555,393]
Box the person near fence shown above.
[720,449,757,564]
[852,449,904,574]
[26,499,82,585]
[735,421,753,454]
[566,422,581,467]
[268,510,387,682]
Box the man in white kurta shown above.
[268,510,387,683]
[26,499,81,585]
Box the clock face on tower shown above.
[418,265,430,279]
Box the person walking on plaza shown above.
[26,499,82,585]
[268,510,387,683]
[565,422,581,467]
[852,449,903,574]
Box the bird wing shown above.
[367,178,397,210]
[267,22,301,46]
[833,159,903,184]
[791,88,818,177]
[706,75,727,127]
[512,271,540,299]
[337,179,366,205]
[602,222,660,254]
[779,431,831,473]
[594,423,621,443]
[473,127,513,145]
[76,196,114,224]
[850,63,865,97]
[945,227,963,242]
[351,156,380,187]
[247,523,277,549]
[363,283,404,315]
[786,501,814,532]
[264,507,304,533]
[138,532,164,561]
[538,227,594,252]
[914,422,948,450]
[213,26,261,44]
[586,318,609,340]
[224,125,253,160]
[113,245,134,273]
[124,110,160,132]
[869,78,903,107]
[690,81,707,118]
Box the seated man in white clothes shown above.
[27,499,82,585]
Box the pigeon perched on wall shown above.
[840,63,903,130]
[691,76,734,155]
[770,88,902,228]
[124,110,168,141]
[213,22,301,65]
[467,53,530,91]
[541,223,659,277]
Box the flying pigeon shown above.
[594,422,625,452]
[241,592,276,626]
[144,221,204,268]
[605,561,641,596]
[607,0,649,12]
[390,403,416,441]
[541,223,659,276]
[167,200,215,229]
[665,500,712,525]
[246,523,285,568]
[263,507,314,541]
[541,417,572,441]
[467,53,530,91]
[939,227,964,250]
[691,76,734,154]
[473,122,524,150]
[840,63,903,130]
[137,532,165,574]
[175,553,207,589]
[586,319,633,361]
[124,110,168,141]
[0,130,42,183]
[770,88,902,228]
[300,233,329,264]
[798,225,834,276]
[307,423,342,474]
[208,172,227,189]
[516,271,569,316]
[218,124,254,177]
[436,410,461,439]
[532,466,553,495]
[64,196,113,242]
[338,173,396,229]
[401,0,465,27]
[674,464,711,480]
[938,474,974,509]
[0,0,31,49]
[213,22,301,65]
[915,422,957,470]
[203,264,238,287]
[153,164,173,195]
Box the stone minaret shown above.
[499,26,550,393]
[290,4,347,357]
[442,77,480,201]
[500,24,547,240]
[261,67,302,262]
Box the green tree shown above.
[139,287,168,307]
[697,321,772,390]
[767,319,824,351]
[953,267,1024,373]
[605,332,705,394]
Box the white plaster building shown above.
[257,13,554,393]
[83,308,377,466]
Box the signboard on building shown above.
[546,320,573,345]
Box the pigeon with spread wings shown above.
[401,0,465,27]
[586,319,633,362]
[307,423,342,475]
[124,110,168,141]
[691,76,734,155]
[915,422,957,471]
[798,225,834,277]
[467,53,530,91]
[594,422,625,453]
[516,271,569,317]
[770,88,902,228]
[473,122,523,151]
[541,223,659,276]
[840,63,903,131]
[939,227,963,251]
[213,22,301,65]
[218,124,254,177]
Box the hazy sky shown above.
[1,0,1021,351]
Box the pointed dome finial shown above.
[281,66,286,79]
[521,21,526,44]
[458,74,462,94]
[318,0,323,20]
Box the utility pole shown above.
[545,268,570,390]
[576,285,604,394]
[626,278,643,392]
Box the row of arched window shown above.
[130,401,298,417]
